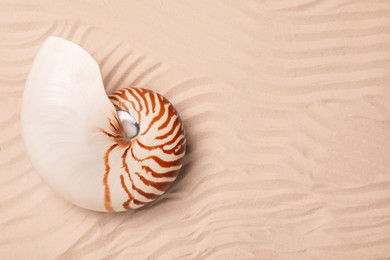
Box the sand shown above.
[1,0,390,259]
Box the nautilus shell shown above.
[21,37,186,212]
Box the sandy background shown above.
[1,0,390,259]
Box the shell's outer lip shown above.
[21,36,117,212]
[116,110,139,138]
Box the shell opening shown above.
[117,110,139,139]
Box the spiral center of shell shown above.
[117,110,139,139]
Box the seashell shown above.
[21,37,186,212]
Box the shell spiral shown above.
[103,88,186,211]
[21,37,186,212]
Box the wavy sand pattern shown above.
[1,1,390,259]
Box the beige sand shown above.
[1,0,390,259]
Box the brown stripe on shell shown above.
[127,88,143,111]
[112,90,139,113]
[155,117,180,140]
[101,87,185,210]
[121,145,160,202]
[141,95,166,135]
[161,127,185,147]
[119,146,147,207]
[136,137,185,156]
[120,174,132,210]
[136,88,149,116]
[131,147,183,167]
[103,143,118,212]
[142,165,179,179]
[134,171,173,192]
[158,105,176,131]
[146,90,156,113]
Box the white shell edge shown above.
[21,37,119,212]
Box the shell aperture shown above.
[21,37,186,212]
